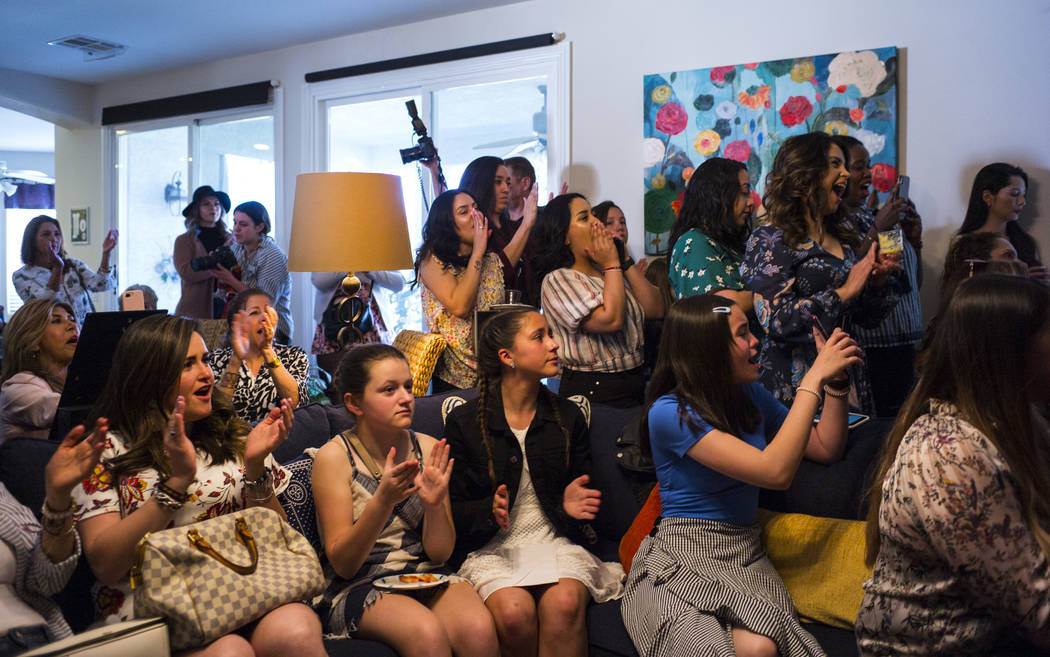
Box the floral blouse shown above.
[209,345,309,424]
[740,224,902,412]
[12,259,116,323]
[421,252,504,389]
[856,401,1050,655]
[669,228,745,300]
[72,431,289,623]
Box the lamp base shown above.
[340,272,361,297]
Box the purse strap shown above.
[338,429,424,481]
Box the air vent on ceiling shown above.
[47,35,127,61]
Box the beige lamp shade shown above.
[287,172,414,272]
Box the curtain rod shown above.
[102,80,276,126]
[305,33,560,84]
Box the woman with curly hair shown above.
[740,132,902,412]
[445,307,623,657]
[416,190,505,391]
[0,299,78,440]
[71,314,327,655]
[667,158,755,308]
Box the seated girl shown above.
[211,288,309,424]
[534,194,664,408]
[311,344,498,657]
[622,294,859,657]
[0,300,79,441]
[857,274,1050,655]
[72,314,326,656]
[446,307,624,657]
[417,190,505,391]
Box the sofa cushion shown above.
[278,450,324,557]
[758,509,871,631]
[587,599,638,657]
[0,437,58,514]
[278,403,354,463]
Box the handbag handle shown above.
[186,516,258,576]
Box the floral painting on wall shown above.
[643,47,898,254]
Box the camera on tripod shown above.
[399,100,438,164]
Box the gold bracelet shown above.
[263,356,281,369]
[796,385,822,401]
[823,384,850,399]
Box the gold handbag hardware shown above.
[186,516,258,575]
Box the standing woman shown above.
[740,132,901,413]
[460,156,540,305]
[311,345,499,657]
[210,288,309,424]
[71,314,327,656]
[213,201,294,343]
[310,269,404,375]
[173,185,231,319]
[416,190,505,391]
[13,215,117,324]
[957,163,1046,279]
[622,294,858,657]
[667,158,755,307]
[446,308,624,657]
[534,194,664,408]
[857,274,1050,655]
[0,300,78,441]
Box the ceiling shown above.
[0,0,520,85]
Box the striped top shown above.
[847,208,923,347]
[233,236,293,340]
[540,268,644,373]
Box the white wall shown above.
[43,0,1050,339]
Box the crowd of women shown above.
[0,135,1047,657]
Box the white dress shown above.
[457,427,624,601]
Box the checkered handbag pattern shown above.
[132,507,325,650]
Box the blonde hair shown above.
[0,299,76,392]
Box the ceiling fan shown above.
[0,161,55,196]
[473,83,548,157]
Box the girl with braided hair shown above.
[445,307,624,657]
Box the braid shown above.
[544,387,572,470]
[475,369,497,488]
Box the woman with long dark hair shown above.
[740,132,902,413]
[446,308,623,657]
[12,215,117,324]
[857,274,1050,655]
[957,163,1044,276]
[621,294,857,656]
[667,158,755,308]
[593,201,649,274]
[71,314,327,655]
[416,190,505,390]
[460,157,539,305]
[533,194,664,408]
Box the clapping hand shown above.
[164,396,199,486]
[563,474,601,520]
[244,398,293,471]
[102,229,119,253]
[260,306,278,348]
[374,448,420,508]
[230,310,252,359]
[44,418,109,506]
[492,483,510,531]
[414,439,453,507]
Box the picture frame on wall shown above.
[70,208,90,244]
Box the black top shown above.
[444,386,599,567]
[197,225,227,253]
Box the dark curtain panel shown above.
[4,183,55,209]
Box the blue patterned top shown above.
[669,228,746,300]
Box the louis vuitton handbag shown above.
[130,506,325,650]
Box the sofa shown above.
[0,391,887,657]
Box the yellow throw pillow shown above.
[757,509,871,630]
[392,330,447,397]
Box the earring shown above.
[510,360,516,369]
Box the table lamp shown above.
[288,172,414,344]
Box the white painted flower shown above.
[642,137,666,168]
[828,51,887,97]
[854,128,886,158]
[715,101,737,120]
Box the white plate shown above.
[373,573,449,590]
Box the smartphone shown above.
[811,315,830,342]
[813,412,871,429]
[895,175,910,201]
[121,289,145,311]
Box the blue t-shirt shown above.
[648,383,789,525]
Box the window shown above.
[109,109,277,313]
[308,44,568,339]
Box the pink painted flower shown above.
[710,65,736,84]
[779,96,813,127]
[849,108,865,122]
[655,101,688,135]
[724,140,751,162]
[871,162,897,192]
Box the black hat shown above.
[182,185,231,219]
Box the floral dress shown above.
[421,253,504,389]
[72,431,289,623]
[856,401,1050,656]
[740,224,902,413]
[669,228,746,300]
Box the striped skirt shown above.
[621,517,826,657]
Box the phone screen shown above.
[895,175,910,201]
[813,412,870,428]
